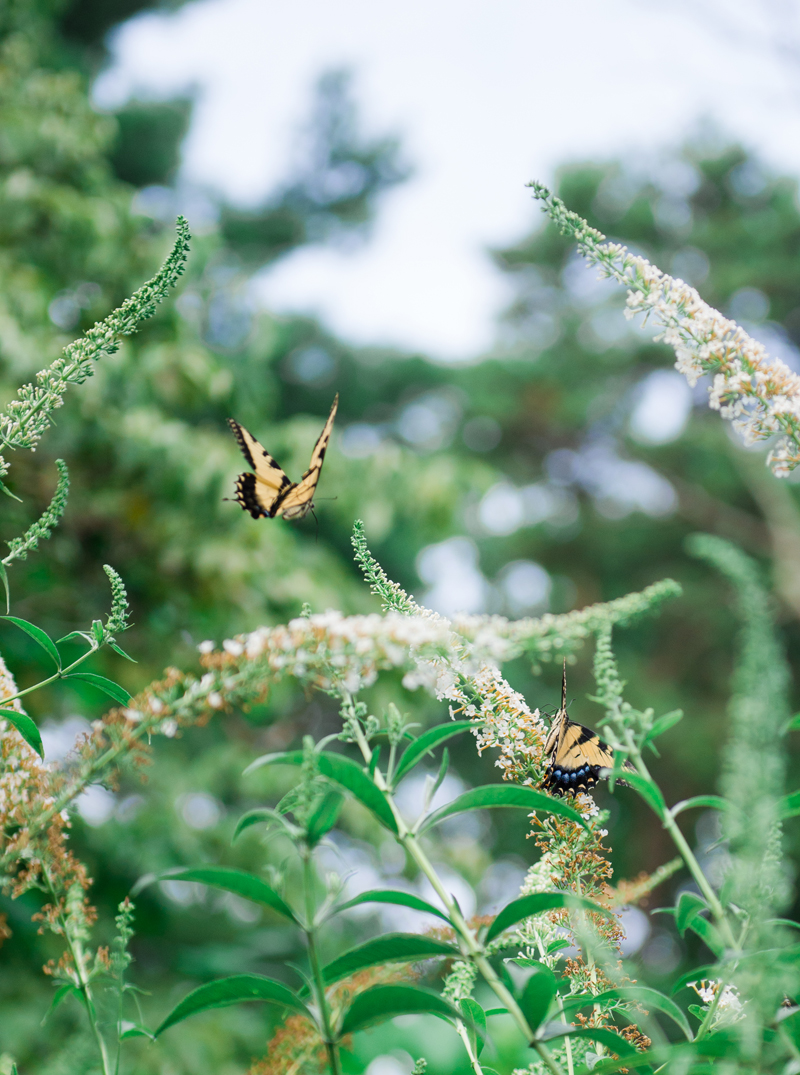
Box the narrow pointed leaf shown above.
[119,1022,155,1041]
[152,867,297,923]
[339,984,460,1035]
[486,891,613,944]
[562,985,692,1041]
[780,790,800,819]
[109,642,137,663]
[333,888,451,923]
[306,789,345,845]
[3,616,61,669]
[43,982,79,1021]
[420,784,588,833]
[0,562,9,615]
[0,709,44,758]
[670,795,728,818]
[155,974,310,1035]
[460,998,487,1056]
[670,966,715,996]
[684,914,725,957]
[519,962,557,1032]
[246,750,397,833]
[540,1026,636,1054]
[0,479,21,502]
[643,710,683,742]
[321,933,458,986]
[676,891,708,935]
[233,807,300,841]
[56,631,93,645]
[64,672,131,705]
[394,720,480,784]
[604,769,665,815]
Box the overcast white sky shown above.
[95,0,800,359]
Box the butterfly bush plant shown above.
[2,196,800,1075]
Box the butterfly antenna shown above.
[311,506,319,544]
[561,658,567,713]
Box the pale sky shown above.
[95,0,800,359]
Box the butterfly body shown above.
[542,663,633,796]
[227,394,338,521]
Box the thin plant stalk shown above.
[621,728,737,949]
[300,846,341,1075]
[44,869,112,1075]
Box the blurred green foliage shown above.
[2,0,800,1071]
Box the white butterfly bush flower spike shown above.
[531,182,800,476]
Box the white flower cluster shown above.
[689,979,745,1027]
[532,183,800,476]
[233,609,456,695]
[223,609,550,780]
[612,246,800,475]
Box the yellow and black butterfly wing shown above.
[543,717,618,795]
[227,419,295,519]
[276,394,339,520]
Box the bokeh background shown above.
[3,1,800,1072]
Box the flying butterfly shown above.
[227,394,338,521]
[542,661,634,796]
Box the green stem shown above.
[0,641,102,708]
[343,697,565,1075]
[455,1020,484,1075]
[623,730,736,949]
[301,846,341,1075]
[44,869,112,1075]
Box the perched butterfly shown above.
[227,394,338,521]
[542,661,634,796]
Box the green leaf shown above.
[780,790,800,819]
[0,562,9,615]
[670,795,728,818]
[0,479,22,502]
[306,789,345,845]
[155,974,311,1035]
[606,769,665,815]
[64,672,131,705]
[566,985,692,1041]
[546,937,572,954]
[109,641,137,663]
[339,984,459,1036]
[670,965,715,996]
[368,745,381,777]
[321,933,459,986]
[3,616,61,669]
[420,784,589,834]
[42,982,79,1021]
[245,750,398,833]
[460,998,487,1056]
[675,891,707,935]
[783,712,800,733]
[152,867,297,923]
[0,709,44,758]
[518,962,556,1033]
[542,1026,636,1054]
[485,891,613,944]
[644,709,683,742]
[56,630,93,645]
[393,720,480,784]
[684,914,725,958]
[332,888,451,923]
[233,807,300,841]
[119,1022,155,1041]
